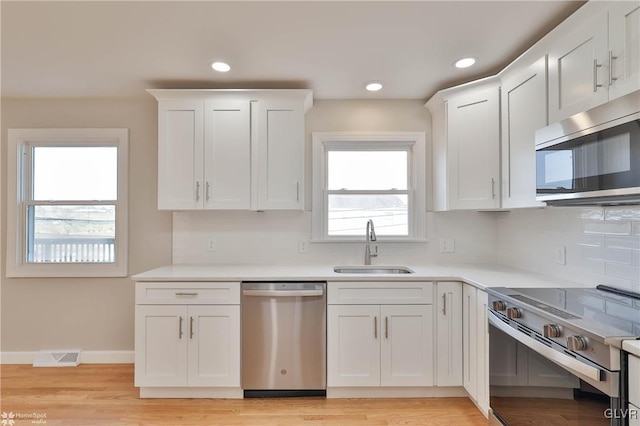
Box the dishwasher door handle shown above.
[242,289,323,297]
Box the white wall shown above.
[497,206,640,293]
[1,98,172,353]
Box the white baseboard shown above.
[1,350,134,365]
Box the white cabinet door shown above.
[253,100,305,210]
[548,12,608,123]
[501,57,548,208]
[135,305,188,387]
[462,284,478,398]
[447,87,500,210]
[157,100,204,210]
[380,304,434,387]
[609,2,640,100]
[187,305,240,387]
[203,100,251,209]
[475,289,490,415]
[489,329,529,386]
[436,282,463,386]
[327,305,380,387]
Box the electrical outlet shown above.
[555,246,566,265]
[298,239,310,253]
[207,238,217,252]
[439,238,455,253]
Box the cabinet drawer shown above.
[136,282,240,305]
[327,281,433,305]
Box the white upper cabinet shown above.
[149,89,312,211]
[157,100,204,210]
[608,1,640,100]
[203,100,251,209]
[548,2,640,123]
[500,57,548,209]
[427,80,500,211]
[253,99,305,210]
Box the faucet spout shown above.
[364,219,378,265]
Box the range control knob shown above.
[543,324,562,338]
[506,307,522,319]
[492,300,507,311]
[566,335,588,351]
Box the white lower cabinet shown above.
[328,304,433,387]
[134,282,241,398]
[435,282,463,387]
[326,281,437,396]
[463,284,489,416]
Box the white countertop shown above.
[132,263,589,291]
[623,340,640,357]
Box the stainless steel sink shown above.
[333,266,414,274]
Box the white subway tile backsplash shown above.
[634,222,640,236]
[579,208,605,220]
[606,235,640,251]
[579,234,605,247]
[583,220,632,235]
[605,262,640,282]
[605,208,640,221]
[582,246,632,264]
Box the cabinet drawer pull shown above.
[385,316,389,339]
[179,316,184,339]
[189,316,194,339]
[374,316,378,339]
[175,292,199,296]
[593,59,603,92]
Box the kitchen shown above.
[1,1,639,425]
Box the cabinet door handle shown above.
[374,316,378,339]
[179,316,184,339]
[195,181,201,201]
[385,316,389,339]
[442,293,447,316]
[189,316,194,339]
[609,51,618,86]
[296,182,300,202]
[491,178,496,199]
[206,182,210,201]
[593,59,603,92]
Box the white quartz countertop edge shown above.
[132,263,590,291]
[623,340,640,357]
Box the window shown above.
[312,132,426,241]
[7,129,128,277]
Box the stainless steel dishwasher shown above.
[241,281,326,397]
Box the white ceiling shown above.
[1,1,585,101]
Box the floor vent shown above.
[33,350,81,367]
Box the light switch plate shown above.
[440,238,455,253]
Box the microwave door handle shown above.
[488,311,602,382]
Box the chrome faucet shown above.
[364,219,378,265]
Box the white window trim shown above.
[311,131,426,242]
[6,128,129,278]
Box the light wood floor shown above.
[1,364,487,425]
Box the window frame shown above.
[311,132,426,242]
[6,128,129,277]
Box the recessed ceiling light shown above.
[365,82,383,92]
[454,57,476,69]
[211,62,231,72]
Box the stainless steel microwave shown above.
[535,91,640,205]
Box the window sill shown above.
[310,238,429,244]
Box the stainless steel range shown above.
[487,285,640,426]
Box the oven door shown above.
[488,311,624,426]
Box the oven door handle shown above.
[488,311,603,382]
